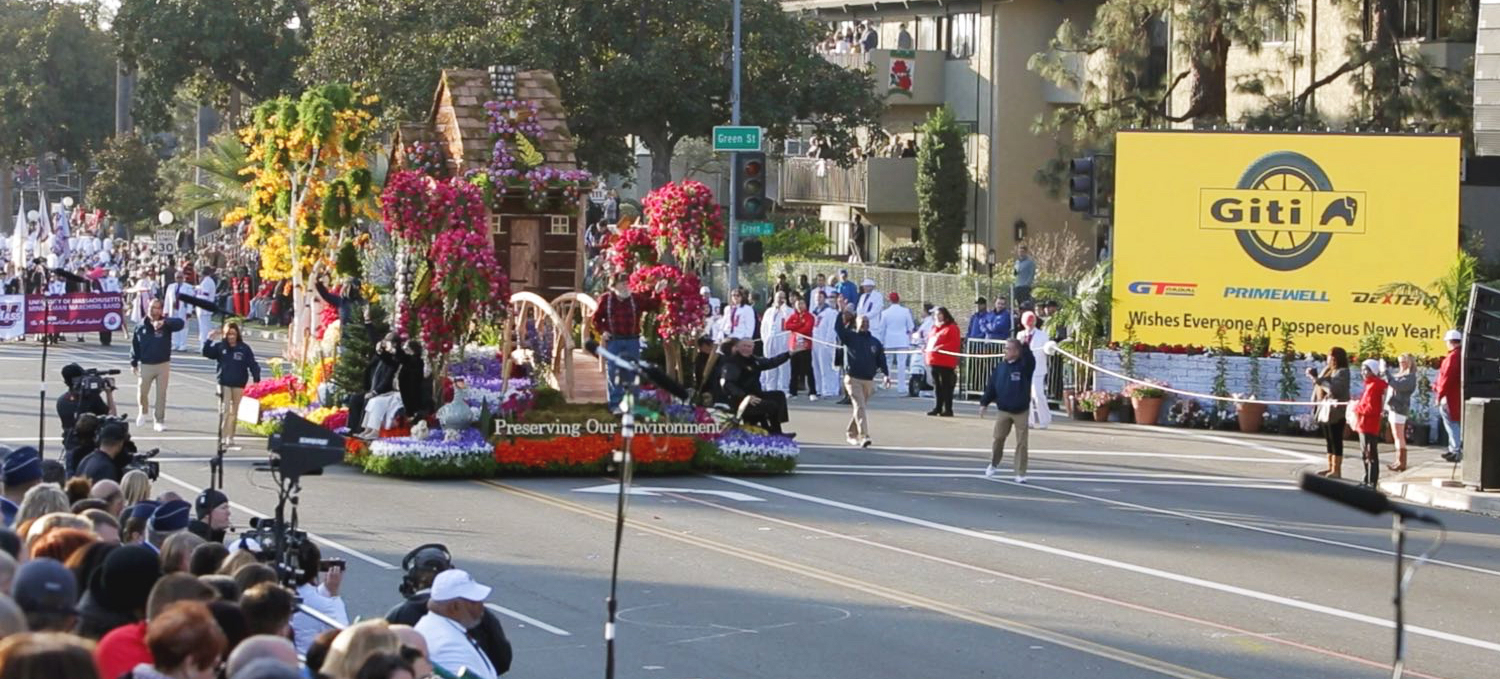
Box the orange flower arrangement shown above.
[494,435,697,473]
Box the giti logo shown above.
[1198,151,1366,271]
[1127,281,1197,297]
[1351,291,1425,306]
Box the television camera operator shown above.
[56,363,117,454]
[385,543,513,675]
[77,421,158,484]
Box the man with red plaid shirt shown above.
[590,273,668,410]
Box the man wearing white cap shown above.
[416,569,502,679]
[856,278,884,322]
[1435,329,1464,462]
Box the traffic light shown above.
[1068,156,1094,213]
[733,152,768,221]
[740,238,764,264]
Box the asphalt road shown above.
[3,335,1499,679]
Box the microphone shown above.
[1298,473,1438,523]
[584,339,691,402]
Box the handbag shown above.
[1315,399,1336,424]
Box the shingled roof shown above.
[392,67,580,175]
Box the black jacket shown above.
[203,340,261,388]
[77,450,123,483]
[719,352,792,405]
[386,593,513,675]
[75,590,136,640]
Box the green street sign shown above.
[739,220,774,237]
[713,126,762,152]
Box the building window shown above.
[916,16,939,51]
[549,215,572,235]
[945,13,977,60]
[488,214,504,235]
[1263,0,1294,43]
[1364,0,1471,41]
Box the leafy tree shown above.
[0,0,114,214]
[915,106,967,271]
[87,134,165,226]
[112,0,308,130]
[170,132,250,220]
[516,0,885,184]
[1379,252,1478,330]
[300,0,518,126]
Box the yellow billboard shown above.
[1111,131,1459,355]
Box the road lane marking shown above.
[573,484,762,502]
[800,445,1311,464]
[157,471,398,570]
[481,480,1234,679]
[795,471,1294,490]
[484,603,572,636]
[663,491,1453,679]
[711,476,1500,655]
[1138,426,1323,463]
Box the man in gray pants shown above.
[979,336,1037,482]
[130,299,186,432]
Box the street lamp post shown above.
[986,247,996,302]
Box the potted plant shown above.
[1123,380,1169,425]
[1237,337,1267,433]
[1078,390,1115,422]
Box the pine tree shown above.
[332,302,387,399]
[916,106,968,271]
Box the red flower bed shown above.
[494,434,697,474]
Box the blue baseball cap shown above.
[1,447,42,487]
[126,501,159,521]
[12,558,77,615]
[0,498,16,527]
[150,500,191,533]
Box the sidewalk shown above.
[1380,448,1500,518]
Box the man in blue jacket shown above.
[836,270,859,308]
[979,335,1036,482]
[834,311,890,448]
[131,299,187,432]
[966,297,991,340]
[983,297,1012,340]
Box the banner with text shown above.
[24,293,125,334]
[0,295,23,339]
[1112,131,1459,355]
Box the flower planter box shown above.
[1236,402,1267,433]
[1132,396,1164,425]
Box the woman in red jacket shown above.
[925,307,961,417]
[1351,359,1389,488]
[783,299,817,398]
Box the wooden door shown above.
[508,217,542,291]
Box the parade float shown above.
[236,69,797,479]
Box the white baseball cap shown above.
[431,568,492,602]
[1444,329,1463,342]
[861,278,876,287]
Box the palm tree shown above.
[171,132,249,219]
[1053,260,1112,390]
[1377,252,1477,330]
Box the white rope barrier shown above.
[1047,343,1350,407]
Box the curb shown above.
[1380,476,1500,518]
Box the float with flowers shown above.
[231,69,797,479]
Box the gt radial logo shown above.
[1128,281,1197,297]
[1198,151,1366,271]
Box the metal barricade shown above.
[959,337,1005,398]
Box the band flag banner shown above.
[0,295,23,339]
[24,293,125,334]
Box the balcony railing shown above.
[779,157,918,213]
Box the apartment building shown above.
[780,0,1101,268]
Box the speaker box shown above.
[1465,284,1500,398]
[1461,399,1500,491]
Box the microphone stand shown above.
[37,294,50,454]
[604,365,639,679]
[1391,514,1408,679]
[210,303,229,491]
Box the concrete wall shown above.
[988,0,1100,263]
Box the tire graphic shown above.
[1232,151,1334,271]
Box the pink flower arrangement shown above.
[629,265,708,341]
[606,226,659,272]
[643,180,725,265]
[244,375,303,400]
[381,171,488,243]
[424,227,511,354]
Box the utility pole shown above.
[727,0,742,291]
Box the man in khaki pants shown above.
[130,299,186,432]
[979,336,1037,482]
[833,310,891,447]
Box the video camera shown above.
[99,415,160,481]
[72,367,120,396]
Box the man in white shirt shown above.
[416,569,501,679]
[162,270,191,351]
[291,544,349,654]
[856,278,884,336]
[195,267,218,347]
[759,291,792,392]
[812,290,842,398]
[721,288,755,340]
[878,292,916,389]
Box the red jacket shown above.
[1352,374,1388,435]
[926,323,960,369]
[783,311,815,351]
[1435,347,1462,420]
[95,621,151,679]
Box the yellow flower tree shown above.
[230,84,380,358]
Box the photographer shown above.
[78,422,131,484]
[57,363,116,452]
[386,544,513,676]
[290,541,348,654]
